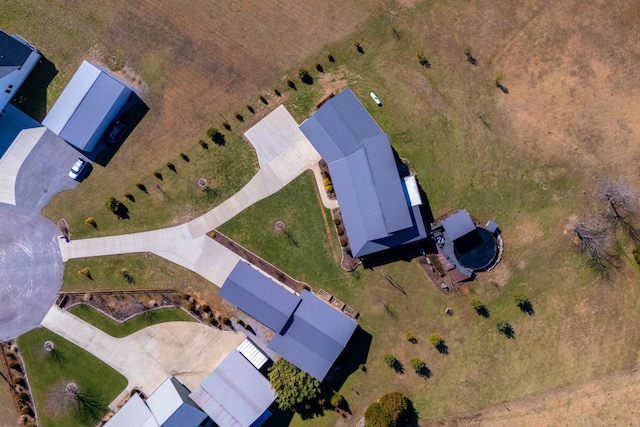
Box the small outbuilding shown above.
[190,345,276,427]
[42,60,132,152]
[104,377,211,427]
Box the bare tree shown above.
[573,218,614,279]
[598,178,640,242]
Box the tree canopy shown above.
[268,359,320,411]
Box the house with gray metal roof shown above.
[219,261,358,381]
[268,289,358,381]
[190,346,276,427]
[218,261,300,332]
[0,30,40,112]
[42,60,132,152]
[105,377,211,427]
[300,88,427,257]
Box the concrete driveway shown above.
[0,117,83,340]
[42,306,245,409]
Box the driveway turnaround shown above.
[42,306,245,409]
[0,204,63,340]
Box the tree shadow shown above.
[287,80,297,90]
[496,81,509,94]
[212,132,226,146]
[518,300,535,315]
[436,341,449,354]
[392,360,404,374]
[416,366,432,378]
[74,389,107,424]
[475,306,490,318]
[47,348,66,366]
[261,404,294,427]
[115,203,129,220]
[10,54,58,121]
[167,163,177,173]
[399,399,420,427]
[180,153,190,162]
[125,193,135,203]
[297,399,326,420]
[498,323,515,339]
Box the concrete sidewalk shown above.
[41,306,244,409]
[0,127,46,205]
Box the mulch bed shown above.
[209,230,310,294]
[0,340,37,426]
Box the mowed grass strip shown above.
[18,328,127,427]
[43,132,257,239]
[62,252,210,292]
[68,304,195,338]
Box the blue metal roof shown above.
[268,290,357,381]
[0,31,31,76]
[42,60,131,152]
[219,262,300,333]
[190,350,276,427]
[441,209,476,241]
[300,89,427,257]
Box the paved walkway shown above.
[42,306,244,409]
[60,106,326,289]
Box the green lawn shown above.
[18,328,127,427]
[68,305,195,338]
[218,171,353,289]
[62,252,211,293]
[43,131,257,240]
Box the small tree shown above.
[84,217,97,229]
[268,359,320,411]
[330,393,345,409]
[514,292,533,314]
[471,299,489,317]
[166,162,176,172]
[136,183,147,193]
[405,332,417,344]
[179,152,189,162]
[327,53,335,62]
[153,171,163,180]
[429,333,442,347]
[78,267,92,280]
[383,353,397,368]
[410,358,425,373]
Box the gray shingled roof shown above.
[300,89,427,257]
[190,350,276,427]
[219,262,300,332]
[441,209,476,241]
[42,60,131,152]
[0,31,31,78]
[268,290,358,381]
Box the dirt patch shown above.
[440,365,640,426]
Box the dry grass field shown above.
[3,0,640,426]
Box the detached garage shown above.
[42,60,132,152]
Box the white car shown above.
[370,92,382,106]
[68,158,87,180]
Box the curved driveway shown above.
[0,120,82,340]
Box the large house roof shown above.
[0,31,40,112]
[0,31,32,77]
[300,89,427,257]
[42,60,131,152]
[190,349,276,427]
[268,290,358,381]
[219,261,300,332]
